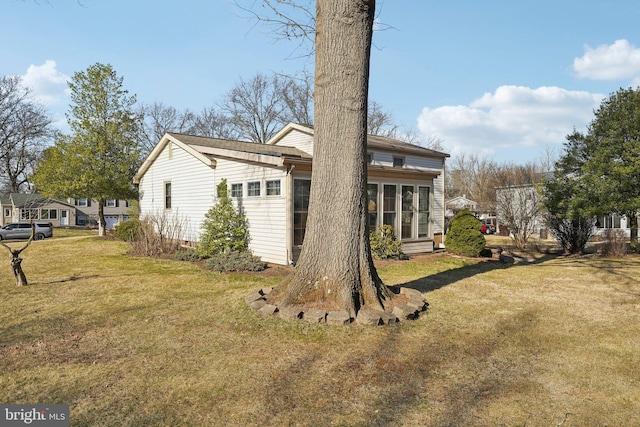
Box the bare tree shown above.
[191,106,237,139]
[494,164,542,249]
[367,100,399,138]
[0,75,54,193]
[281,70,314,126]
[220,73,292,143]
[137,102,198,155]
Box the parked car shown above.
[481,221,496,235]
[0,222,53,241]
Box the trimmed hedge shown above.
[204,251,267,272]
[445,209,486,257]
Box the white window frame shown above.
[266,180,281,196]
[247,181,261,197]
[231,183,243,198]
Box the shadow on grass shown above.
[401,254,559,294]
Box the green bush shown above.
[369,225,405,260]
[204,251,267,272]
[445,209,486,257]
[198,179,250,258]
[175,247,203,262]
[114,219,141,242]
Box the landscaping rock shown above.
[406,298,428,312]
[393,305,418,320]
[249,299,267,311]
[326,311,352,326]
[399,287,424,300]
[245,290,265,304]
[278,305,304,321]
[356,309,383,326]
[379,311,399,325]
[257,304,278,317]
[302,309,327,324]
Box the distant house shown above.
[1,193,77,227]
[0,194,132,229]
[134,123,449,265]
[494,172,635,238]
[67,198,133,229]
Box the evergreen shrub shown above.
[198,179,250,258]
[445,209,486,257]
[204,251,267,272]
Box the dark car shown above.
[0,222,53,241]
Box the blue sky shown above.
[3,0,640,164]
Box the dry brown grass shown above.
[1,236,639,426]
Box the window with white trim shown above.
[40,209,58,220]
[247,181,261,197]
[106,199,117,207]
[266,180,281,196]
[164,182,172,209]
[231,183,243,198]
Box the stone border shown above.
[245,286,429,326]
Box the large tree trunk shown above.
[629,211,638,253]
[272,0,391,317]
[98,199,107,237]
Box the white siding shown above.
[433,170,445,235]
[213,158,290,265]
[275,130,314,155]
[138,142,216,243]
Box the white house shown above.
[133,123,449,265]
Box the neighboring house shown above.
[134,123,449,265]
[1,193,77,227]
[67,198,133,229]
[495,173,633,238]
[495,183,545,237]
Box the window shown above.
[4,208,10,217]
[366,152,374,165]
[367,183,378,231]
[393,157,405,168]
[231,183,243,198]
[164,182,172,209]
[105,199,117,207]
[40,209,58,220]
[20,209,39,220]
[597,214,621,229]
[266,180,281,196]
[418,186,430,238]
[401,185,414,239]
[77,198,88,207]
[248,181,261,197]
[383,184,396,228]
[293,179,311,245]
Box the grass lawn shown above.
[1,235,639,426]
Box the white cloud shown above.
[20,60,70,106]
[417,86,604,161]
[573,39,640,81]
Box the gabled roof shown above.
[9,193,76,209]
[268,122,450,159]
[134,132,312,184]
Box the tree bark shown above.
[272,0,391,317]
[628,211,638,253]
[98,199,107,237]
[1,225,34,286]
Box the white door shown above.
[60,210,69,226]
